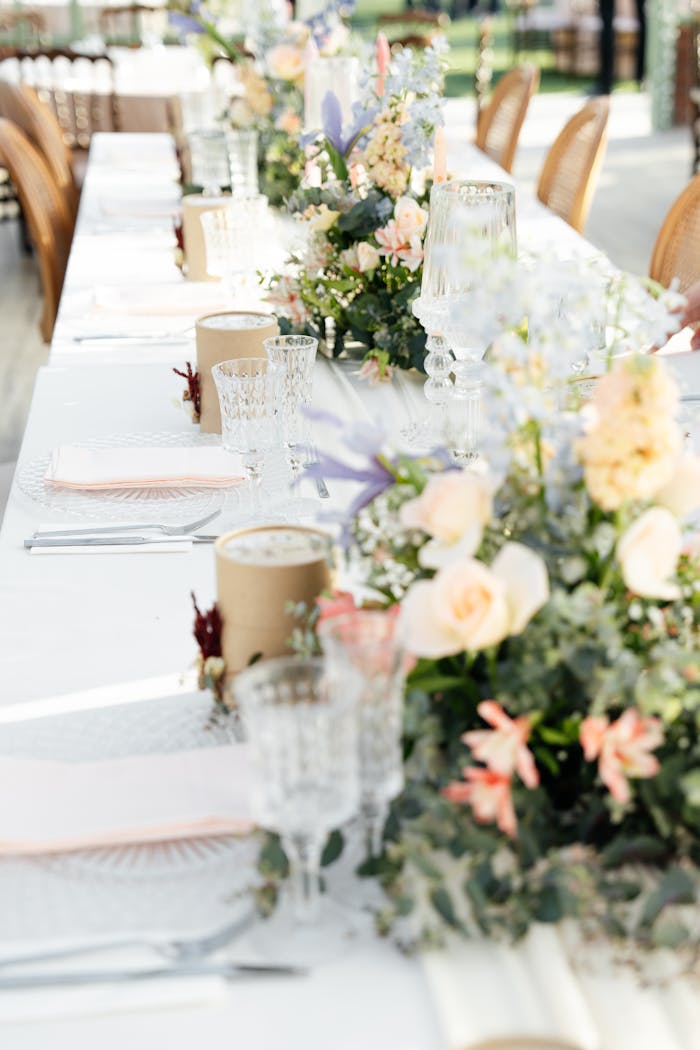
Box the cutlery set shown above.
[0,914,305,990]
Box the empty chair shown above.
[377,10,450,50]
[649,173,700,293]
[0,117,72,341]
[536,96,609,234]
[97,4,168,46]
[0,10,46,53]
[3,48,117,150]
[0,80,80,220]
[476,64,540,175]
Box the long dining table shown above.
[1,124,700,1049]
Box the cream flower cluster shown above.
[577,356,682,512]
[361,111,409,199]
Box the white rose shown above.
[393,196,428,240]
[399,470,493,568]
[399,542,549,658]
[357,242,380,272]
[339,246,359,270]
[653,453,700,517]
[616,507,682,600]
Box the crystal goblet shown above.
[317,610,407,859]
[263,334,318,516]
[224,129,259,199]
[212,357,282,519]
[200,196,270,306]
[234,656,361,925]
[186,129,229,195]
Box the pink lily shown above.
[443,767,517,837]
[462,700,540,788]
[580,709,663,804]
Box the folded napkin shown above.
[94,283,227,317]
[422,925,600,1050]
[45,446,244,490]
[0,745,253,855]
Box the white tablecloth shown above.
[1,131,699,1049]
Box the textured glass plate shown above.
[16,430,237,523]
[0,687,257,940]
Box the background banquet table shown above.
[1,131,699,1049]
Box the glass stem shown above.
[244,456,263,515]
[283,833,323,922]
[448,359,482,462]
[362,797,388,859]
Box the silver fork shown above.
[34,509,221,540]
[0,911,255,971]
[307,441,329,500]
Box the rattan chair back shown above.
[476,63,539,174]
[0,117,72,341]
[0,79,78,217]
[649,173,700,292]
[536,96,609,233]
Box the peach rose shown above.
[266,44,306,83]
[399,470,493,568]
[399,542,549,657]
[616,507,681,601]
[357,242,380,273]
[393,196,428,240]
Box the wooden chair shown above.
[649,174,700,292]
[0,10,47,51]
[536,95,609,233]
[97,4,168,46]
[5,48,118,150]
[377,10,450,50]
[0,80,80,220]
[476,63,540,174]
[0,117,72,342]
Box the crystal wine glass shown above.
[437,180,516,461]
[263,334,318,514]
[234,656,361,923]
[186,129,229,195]
[317,610,407,859]
[212,357,283,518]
[200,196,270,306]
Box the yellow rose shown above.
[616,507,681,601]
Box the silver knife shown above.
[24,535,218,549]
[0,961,306,990]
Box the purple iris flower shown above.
[319,92,379,156]
[168,11,206,34]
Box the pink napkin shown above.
[0,745,253,855]
[45,446,244,490]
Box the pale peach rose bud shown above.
[400,470,493,568]
[357,242,380,272]
[490,542,550,635]
[266,44,306,82]
[616,506,682,601]
[653,453,700,517]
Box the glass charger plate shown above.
[16,430,238,523]
[0,686,256,941]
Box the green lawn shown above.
[351,0,632,97]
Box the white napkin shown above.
[45,446,244,490]
[93,282,228,317]
[0,745,253,855]
[422,925,600,1050]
